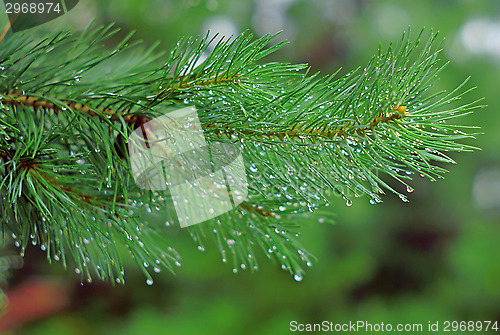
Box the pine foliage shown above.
[0,24,480,284]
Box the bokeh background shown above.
[1,0,499,334]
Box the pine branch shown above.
[0,25,480,284]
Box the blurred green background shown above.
[2,0,500,334]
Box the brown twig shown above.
[205,105,408,141]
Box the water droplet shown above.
[294,274,303,282]
[346,199,352,206]
[406,185,414,193]
[146,279,154,285]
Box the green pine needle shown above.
[0,24,481,284]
